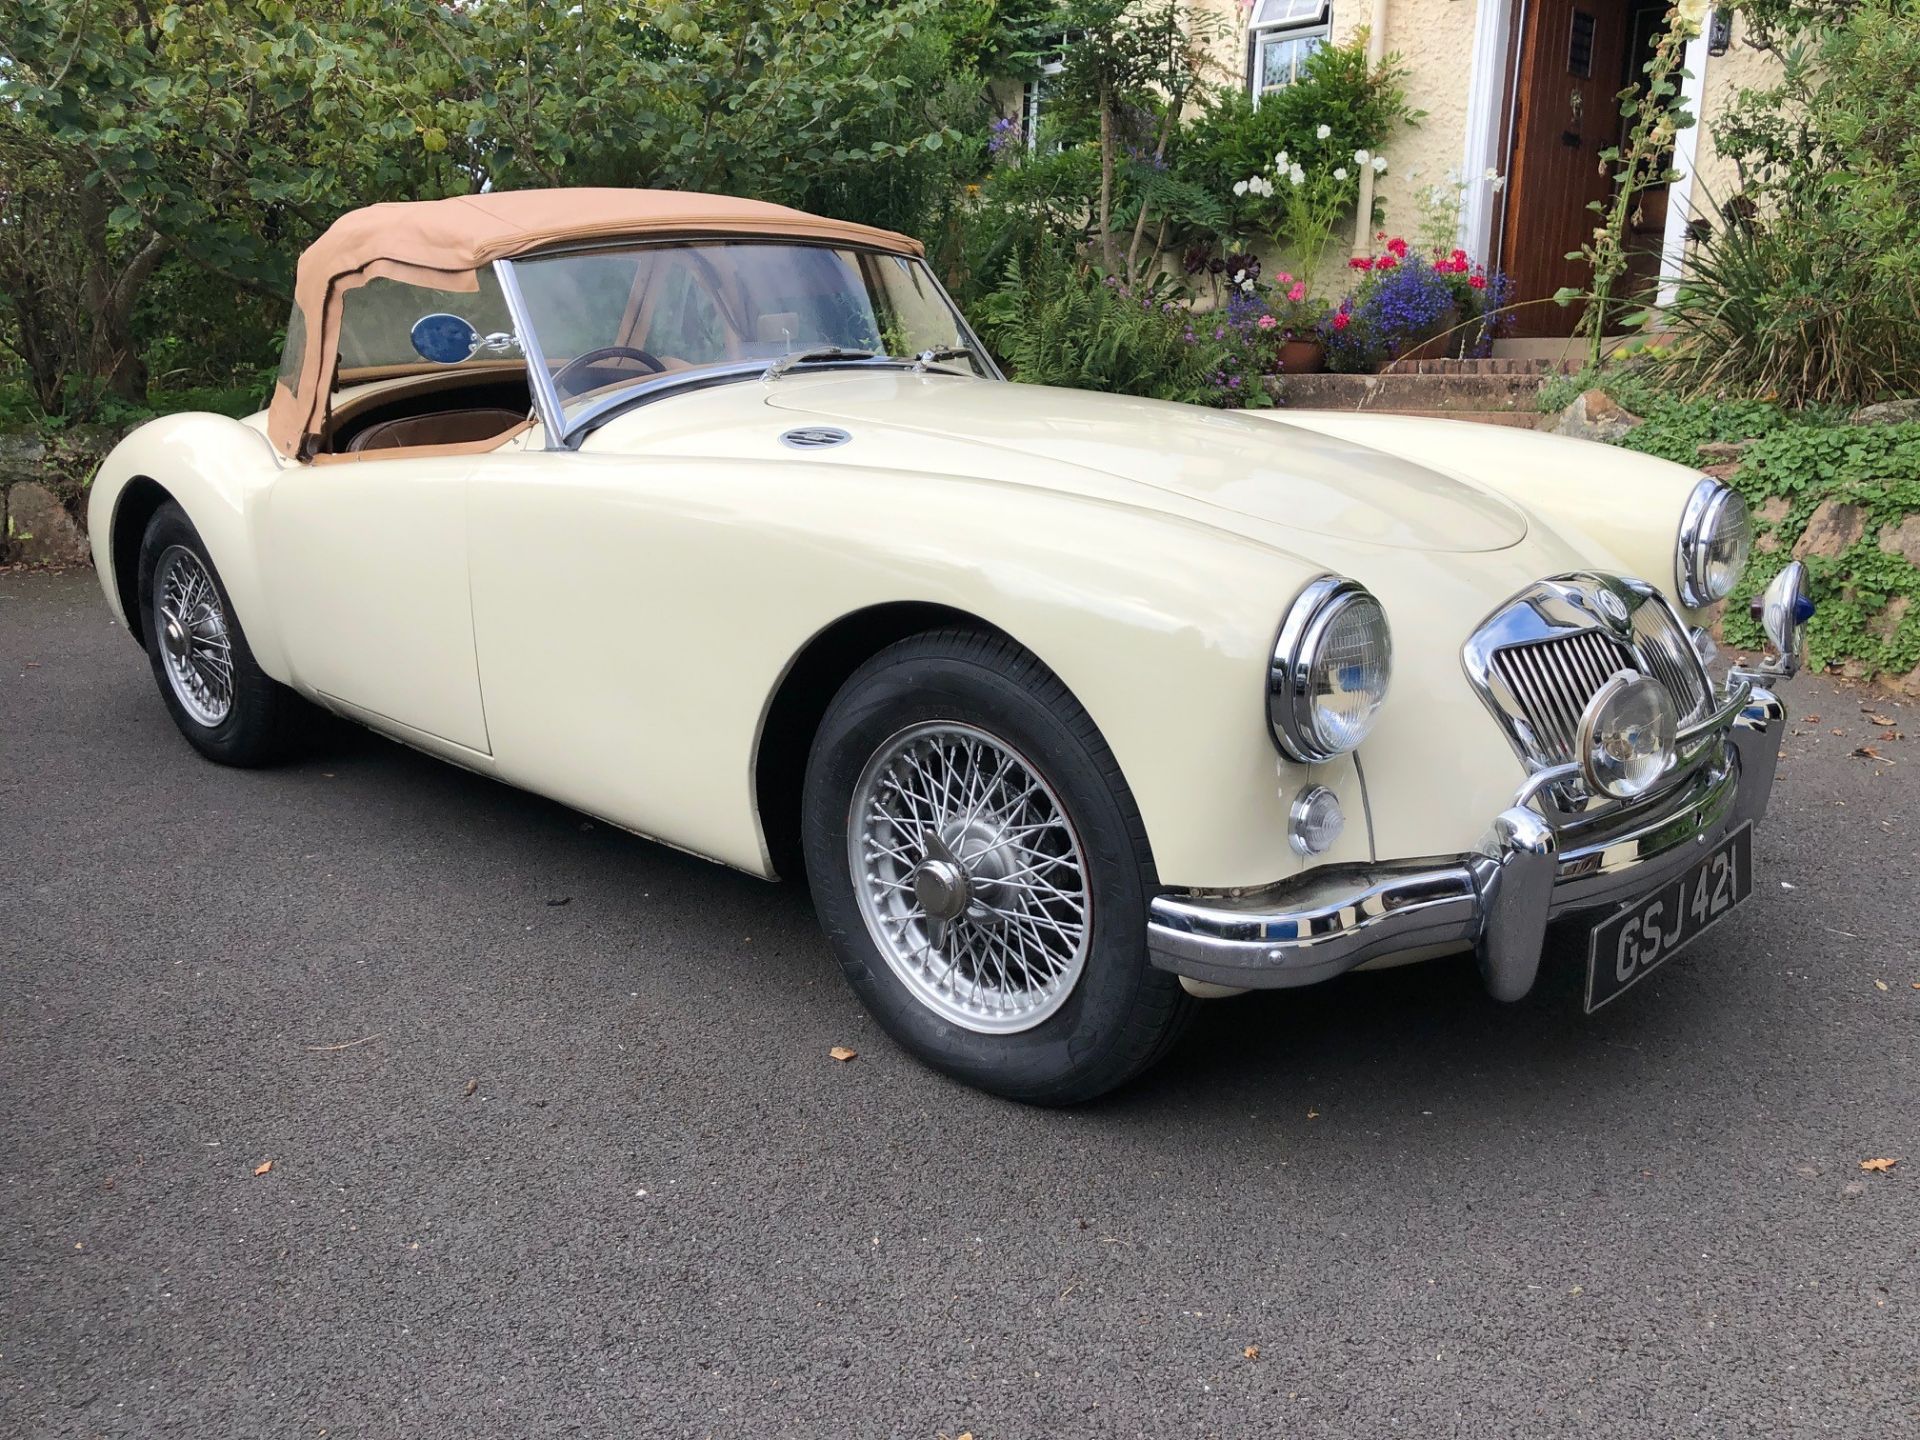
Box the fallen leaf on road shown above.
[1831,728,1846,736]
[829,1046,857,1063]
[1851,746,1895,763]
[1865,712,1895,726]
[463,1079,478,1097]
[1860,1157,1900,1173]
[1244,1345,1261,1360]
[1875,980,1890,991]
[1307,1108,1319,1119]
[545,897,571,907]
[1804,714,1820,723]
[1883,729,1905,741]
[253,1161,273,1176]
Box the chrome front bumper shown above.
[1147,683,1785,1001]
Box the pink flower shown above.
[1468,274,1487,290]
[1257,314,1279,330]
[1331,311,1351,331]
[1276,272,1293,284]
[1288,282,1307,302]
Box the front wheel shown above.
[801,629,1192,1104]
[136,501,310,766]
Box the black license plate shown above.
[1585,824,1752,1012]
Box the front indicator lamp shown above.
[1288,785,1345,857]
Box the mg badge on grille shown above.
[1595,588,1630,628]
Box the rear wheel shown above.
[137,502,309,766]
[802,629,1192,1104]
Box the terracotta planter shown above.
[1389,306,1462,366]
[1277,338,1326,375]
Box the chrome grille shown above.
[1465,575,1715,771]
[1630,599,1711,722]
[1493,629,1634,763]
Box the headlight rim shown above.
[1268,574,1393,763]
[1677,477,1752,608]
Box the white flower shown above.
[1333,167,1349,181]
[1353,148,1370,166]
[1371,154,1388,174]
[1275,149,1290,168]
[1484,167,1499,182]
[1316,124,1331,140]
[1288,164,1306,186]
[1233,179,1249,196]
[1489,171,1508,193]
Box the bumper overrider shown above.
[1146,679,1785,1001]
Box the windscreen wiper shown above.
[761,347,878,381]
[905,345,979,375]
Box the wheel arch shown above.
[755,601,1040,880]
[86,413,292,680]
[107,476,174,647]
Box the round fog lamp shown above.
[1288,785,1345,856]
[1577,672,1678,799]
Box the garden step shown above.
[1379,356,1579,376]
[1318,408,1550,429]
[1270,372,1553,414]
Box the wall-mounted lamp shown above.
[1707,9,1733,56]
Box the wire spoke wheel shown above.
[849,721,1091,1034]
[155,545,234,727]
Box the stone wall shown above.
[0,427,124,567]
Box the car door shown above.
[262,447,494,756]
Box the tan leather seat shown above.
[346,408,526,453]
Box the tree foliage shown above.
[0,0,968,413]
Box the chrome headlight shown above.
[1677,478,1752,606]
[1268,577,1393,762]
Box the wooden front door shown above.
[1498,0,1634,337]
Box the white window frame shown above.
[1022,44,1068,150]
[1248,0,1332,102]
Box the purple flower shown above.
[988,115,1017,154]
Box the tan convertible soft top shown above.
[267,188,923,459]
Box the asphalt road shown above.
[3,567,1916,1439]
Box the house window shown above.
[1249,0,1331,99]
[1022,44,1068,150]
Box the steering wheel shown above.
[551,344,666,396]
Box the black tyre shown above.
[802,629,1193,1104]
[136,501,309,766]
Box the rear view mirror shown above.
[410,312,480,365]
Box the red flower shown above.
[1468,274,1487,289]
[1331,311,1351,331]
[1376,253,1398,269]
[1386,236,1409,258]
[1451,247,1468,262]
[1348,256,1374,270]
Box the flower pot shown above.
[1278,338,1326,375]
[1390,306,1462,366]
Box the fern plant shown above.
[973,242,1227,404]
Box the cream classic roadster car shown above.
[89,188,1812,1102]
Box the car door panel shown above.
[263,452,491,754]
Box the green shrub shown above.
[1650,0,1920,407]
[972,242,1225,404]
[1174,35,1416,247]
